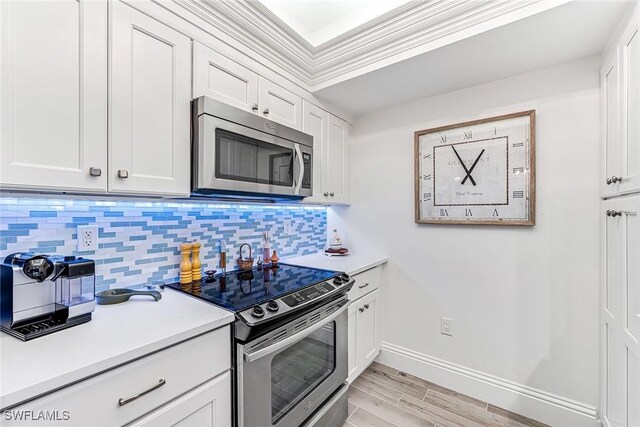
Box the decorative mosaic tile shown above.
[0,197,327,292]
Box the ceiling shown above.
[313,0,631,117]
[258,0,409,47]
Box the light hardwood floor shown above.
[344,362,550,427]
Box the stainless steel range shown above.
[167,263,353,427]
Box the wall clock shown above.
[414,110,535,225]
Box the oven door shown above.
[238,300,348,427]
[195,114,312,197]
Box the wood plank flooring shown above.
[344,362,550,427]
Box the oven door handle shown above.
[244,301,349,363]
[293,144,304,195]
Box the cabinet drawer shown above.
[6,327,230,426]
[349,267,381,302]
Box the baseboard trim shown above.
[378,342,599,427]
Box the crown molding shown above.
[171,0,571,91]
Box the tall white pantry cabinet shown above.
[600,3,640,427]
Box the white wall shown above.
[330,56,601,425]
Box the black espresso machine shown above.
[0,253,96,340]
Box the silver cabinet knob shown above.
[359,307,365,313]
[117,169,129,179]
[364,304,370,310]
[263,108,269,115]
[323,192,329,197]
[89,167,102,177]
[607,210,623,217]
[330,192,335,197]
[251,103,258,111]
[607,176,623,185]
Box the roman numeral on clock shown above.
[424,192,432,201]
[513,142,524,147]
[423,174,431,180]
[513,190,524,199]
[513,167,524,174]
[440,135,447,143]
[493,209,499,217]
[464,131,472,139]
[423,153,432,159]
[440,209,449,216]
[465,209,472,217]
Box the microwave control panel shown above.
[302,153,311,189]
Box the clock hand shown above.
[461,148,485,185]
[451,145,477,186]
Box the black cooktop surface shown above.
[167,263,339,312]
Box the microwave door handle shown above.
[243,301,348,363]
[293,144,304,195]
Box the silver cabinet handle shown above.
[89,167,102,177]
[606,210,623,217]
[607,176,623,185]
[359,307,365,312]
[117,170,129,179]
[330,192,335,197]
[263,108,269,115]
[251,103,258,111]
[358,282,370,289]
[364,304,370,310]
[324,192,329,197]
[118,379,166,406]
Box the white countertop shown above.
[0,290,234,410]
[284,251,388,276]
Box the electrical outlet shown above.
[283,220,295,236]
[77,225,98,251]
[441,317,453,336]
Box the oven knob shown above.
[251,305,265,319]
[333,277,343,286]
[266,300,279,312]
[341,273,350,282]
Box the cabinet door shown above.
[358,289,381,369]
[347,302,359,383]
[0,0,107,192]
[302,101,328,204]
[127,372,231,427]
[620,21,640,195]
[325,115,350,204]
[601,50,621,198]
[258,77,302,130]
[110,1,191,196]
[193,42,258,112]
[601,196,640,427]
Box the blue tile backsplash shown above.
[0,197,327,292]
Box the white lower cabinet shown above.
[3,327,231,427]
[347,267,382,383]
[127,372,231,427]
[601,195,640,427]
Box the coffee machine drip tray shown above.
[2,307,92,341]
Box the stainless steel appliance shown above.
[0,253,96,340]
[168,264,353,427]
[192,96,313,200]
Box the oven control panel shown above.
[282,283,334,307]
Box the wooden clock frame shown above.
[414,110,536,226]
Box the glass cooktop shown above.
[167,263,339,312]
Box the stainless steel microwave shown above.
[192,97,313,199]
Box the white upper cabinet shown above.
[193,42,258,112]
[258,77,302,130]
[110,1,191,197]
[193,42,302,130]
[326,114,350,204]
[302,101,328,203]
[302,101,351,205]
[0,0,107,192]
[602,10,640,198]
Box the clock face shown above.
[415,111,535,225]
